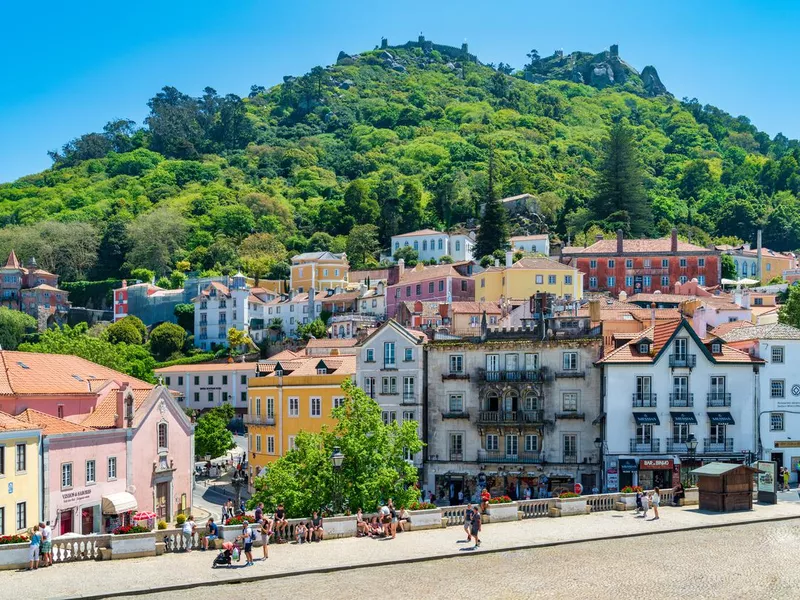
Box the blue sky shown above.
[1,1,799,182]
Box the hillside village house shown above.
[396,301,503,336]
[425,328,603,503]
[356,320,426,469]
[718,231,797,283]
[0,250,70,326]
[0,413,41,535]
[289,252,349,292]
[386,261,475,319]
[597,319,762,491]
[0,351,194,524]
[510,234,550,255]
[155,362,254,417]
[561,229,720,296]
[261,291,323,340]
[476,254,583,303]
[390,229,476,263]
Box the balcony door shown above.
[524,353,539,372]
[710,376,726,396]
[636,376,652,400]
[505,434,518,460]
[710,423,726,444]
[673,376,688,399]
[486,354,499,380]
[502,393,518,413]
[505,354,519,380]
[674,338,688,360]
[636,424,652,443]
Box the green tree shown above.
[343,180,379,225]
[346,224,380,270]
[126,208,188,275]
[475,151,509,258]
[296,318,327,340]
[174,303,195,333]
[169,270,187,290]
[211,204,255,240]
[0,308,37,350]
[249,380,422,517]
[105,318,144,345]
[392,246,419,266]
[779,285,800,328]
[720,254,737,280]
[149,322,186,360]
[590,123,652,237]
[227,327,255,355]
[130,268,155,283]
[195,407,235,459]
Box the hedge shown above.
[154,353,216,369]
[60,279,122,309]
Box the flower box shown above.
[406,508,443,530]
[0,542,31,571]
[110,531,156,559]
[553,496,589,517]
[486,501,519,523]
[615,493,637,511]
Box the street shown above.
[135,519,800,600]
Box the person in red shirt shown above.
[480,488,490,514]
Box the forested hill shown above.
[2,38,800,285]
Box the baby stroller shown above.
[212,541,239,568]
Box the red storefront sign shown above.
[639,459,674,470]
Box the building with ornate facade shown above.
[0,250,70,325]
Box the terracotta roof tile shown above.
[508,257,576,271]
[563,238,711,255]
[305,338,359,348]
[81,385,153,428]
[156,362,256,374]
[0,410,39,432]
[397,264,468,284]
[449,302,503,315]
[3,250,21,269]
[266,349,305,360]
[16,408,94,435]
[710,321,754,337]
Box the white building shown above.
[261,291,323,340]
[511,234,549,255]
[356,320,427,468]
[597,319,762,492]
[390,229,475,263]
[193,275,250,350]
[718,323,800,484]
[155,362,255,416]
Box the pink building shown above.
[0,250,70,322]
[385,261,476,319]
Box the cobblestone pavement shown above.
[139,520,800,600]
[12,501,799,599]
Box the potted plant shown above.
[486,495,518,522]
[110,525,156,559]
[0,534,30,570]
[553,491,589,517]
[616,486,642,511]
[407,501,444,530]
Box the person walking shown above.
[27,525,42,571]
[259,515,272,559]
[782,467,790,492]
[469,504,481,548]
[651,488,660,520]
[463,504,475,542]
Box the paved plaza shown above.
[8,501,800,599]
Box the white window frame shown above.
[289,397,300,417]
[61,462,73,490]
[772,346,785,364]
[108,457,117,480]
[86,459,96,485]
[310,397,322,418]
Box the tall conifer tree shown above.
[475,148,510,258]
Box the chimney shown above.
[505,251,513,268]
[733,287,743,307]
[691,305,707,338]
[650,302,656,329]
[588,299,601,322]
[398,258,405,279]
[671,228,678,253]
[494,259,500,267]
[115,382,130,429]
[741,290,751,309]
[595,233,604,243]
[616,229,623,255]
[757,229,763,280]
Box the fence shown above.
[158,528,200,552]
[440,505,468,526]
[517,498,556,518]
[51,535,112,563]
[585,494,617,513]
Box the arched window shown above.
[523,394,539,412]
[438,239,443,250]
[157,422,168,451]
[485,392,500,412]
[413,241,418,250]
[751,263,757,276]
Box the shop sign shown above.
[61,488,94,506]
[606,468,618,492]
[639,459,673,470]
[619,459,638,473]
[775,441,800,448]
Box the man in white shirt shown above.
[182,516,196,552]
[41,521,53,566]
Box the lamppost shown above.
[594,437,605,492]
[685,434,698,485]
[231,468,245,513]
[330,446,345,514]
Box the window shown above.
[334,397,345,409]
[564,275,572,285]
[505,434,518,458]
[589,259,597,269]
[422,240,427,251]
[15,444,25,473]
[642,275,651,289]
[403,376,414,396]
[0,446,4,476]
[525,435,538,452]
[679,276,688,284]
[438,239,443,250]
[589,277,598,289]
[461,280,468,292]
[365,348,375,362]
[165,376,171,386]
[289,397,300,416]
[562,392,578,412]
[384,342,396,367]
[381,377,397,394]
[241,391,247,404]
[222,391,229,402]
[57,405,64,419]
[562,352,578,371]
[416,284,421,296]
[208,376,214,385]
[381,411,397,424]
[771,380,785,399]
[626,259,633,268]
[16,503,26,531]
[266,398,275,418]
[363,377,376,398]
[194,392,200,402]
[662,259,669,268]
[608,259,615,268]
[406,286,411,297]
[0,507,3,535]
[449,394,464,413]
[639,343,649,354]
[636,424,652,443]
[770,413,784,432]
[267,436,275,454]
[310,397,321,417]
[697,275,705,286]
[661,276,669,287]
[404,348,414,362]
[673,423,690,442]
[698,258,705,267]
[158,423,168,450]
[486,434,499,451]
[255,435,262,452]
[323,269,328,277]
[194,376,200,385]
[535,275,543,284]
[439,280,444,292]
[413,241,418,250]
[429,282,435,293]
[61,463,73,489]
[563,435,577,460]
[107,456,117,480]
[449,355,464,374]
[449,433,464,460]
[674,338,688,359]
[222,375,228,385]
[625,276,633,287]
[86,460,96,484]
[772,346,785,363]
[679,258,687,267]
[709,423,727,443]
[288,436,296,451]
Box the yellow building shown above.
[0,412,41,534]
[290,252,349,293]
[245,354,355,479]
[475,254,583,302]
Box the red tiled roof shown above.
[266,349,305,360]
[16,408,95,435]
[156,361,256,374]
[449,302,503,315]
[322,291,362,302]
[305,338,359,348]
[81,386,153,429]
[509,257,576,271]
[564,238,711,255]
[0,411,39,432]
[3,250,20,269]
[392,229,443,238]
[710,320,754,337]
[397,264,468,284]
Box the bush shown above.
[620,486,642,494]
[487,495,513,504]
[113,525,150,535]
[558,492,580,499]
[105,318,144,345]
[150,322,187,361]
[408,501,437,510]
[154,353,215,369]
[59,279,121,309]
[175,514,187,526]
[157,520,167,530]
[226,514,256,525]
[0,534,29,545]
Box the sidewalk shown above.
[20,501,800,600]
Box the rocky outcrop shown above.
[589,62,615,88]
[641,65,668,97]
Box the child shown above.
[296,522,307,544]
[640,492,650,519]
[635,490,643,514]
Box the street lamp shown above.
[685,434,698,485]
[594,437,605,492]
[330,446,345,514]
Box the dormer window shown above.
[317,368,328,375]
[639,343,649,354]
[712,343,721,353]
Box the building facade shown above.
[510,234,549,255]
[386,262,475,319]
[425,333,603,503]
[0,250,70,322]
[561,230,720,296]
[476,254,583,303]
[598,319,761,492]
[155,362,255,416]
[0,413,41,535]
[356,321,426,468]
[390,229,476,263]
[289,252,349,292]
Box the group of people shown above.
[26,521,53,571]
[634,488,662,520]
[355,501,410,539]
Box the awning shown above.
[671,411,698,424]
[102,492,138,515]
[708,412,735,425]
[633,412,660,425]
[619,458,638,473]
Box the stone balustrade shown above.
[517,499,555,518]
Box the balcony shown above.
[449,453,464,461]
[707,393,732,407]
[632,393,657,408]
[477,410,544,424]
[555,369,586,379]
[669,354,697,368]
[478,450,543,464]
[382,362,397,370]
[562,454,578,464]
[401,393,417,405]
[704,438,734,453]
[669,393,694,408]
[442,411,469,420]
[630,438,661,453]
[244,415,275,426]
[477,369,541,383]
[666,439,690,452]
